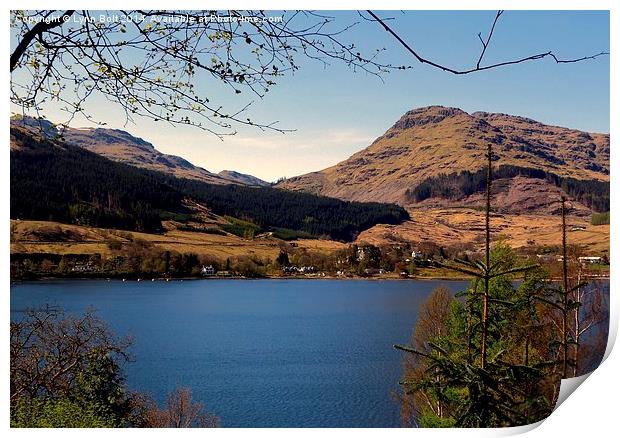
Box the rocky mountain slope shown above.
[10,115,268,187]
[218,170,270,186]
[277,106,609,213]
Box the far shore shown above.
[10,272,610,284]
[11,273,477,283]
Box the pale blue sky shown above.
[11,10,610,181]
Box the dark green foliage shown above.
[159,211,194,222]
[167,179,408,241]
[591,211,610,225]
[276,251,290,267]
[220,216,261,239]
[11,397,117,428]
[73,353,132,422]
[418,412,457,428]
[11,128,183,232]
[398,145,601,428]
[271,227,315,240]
[397,245,557,427]
[10,307,133,427]
[10,307,220,428]
[11,128,408,241]
[406,165,609,212]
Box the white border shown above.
[4,1,617,436]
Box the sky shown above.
[10,10,610,182]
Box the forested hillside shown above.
[10,128,408,241]
[11,115,238,186]
[11,128,182,232]
[406,165,610,212]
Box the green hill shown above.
[10,127,408,241]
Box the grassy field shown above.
[356,207,610,256]
[11,207,609,267]
[10,220,347,260]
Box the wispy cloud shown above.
[149,127,379,182]
[226,128,376,152]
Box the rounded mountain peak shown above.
[390,106,468,131]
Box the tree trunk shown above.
[561,197,569,379]
[481,143,493,369]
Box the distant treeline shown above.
[406,164,609,212]
[10,128,408,241]
[11,129,181,232]
[163,177,407,241]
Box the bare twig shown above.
[476,10,503,69]
[366,10,608,75]
[10,10,403,135]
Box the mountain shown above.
[10,115,264,186]
[277,106,609,214]
[10,125,408,241]
[218,170,269,187]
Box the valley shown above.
[10,106,610,281]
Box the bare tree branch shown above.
[10,10,404,136]
[476,10,503,69]
[11,10,609,137]
[10,10,74,71]
[365,10,608,75]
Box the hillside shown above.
[218,170,270,186]
[10,126,408,241]
[10,219,346,261]
[356,207,609,256]
[10,115,267,186]
[277,106,609,213]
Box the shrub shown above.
[591,212,610,225]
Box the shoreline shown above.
[11,267,609,284]
[10,273,478,283]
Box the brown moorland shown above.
[277,106,609,210]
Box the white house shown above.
[201,265,215,276]
[578,256,603,265]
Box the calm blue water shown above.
[10,278,487,427]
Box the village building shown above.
[201,265,215,276]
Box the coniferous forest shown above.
[10,128,409,241]
[406,164,610,212]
